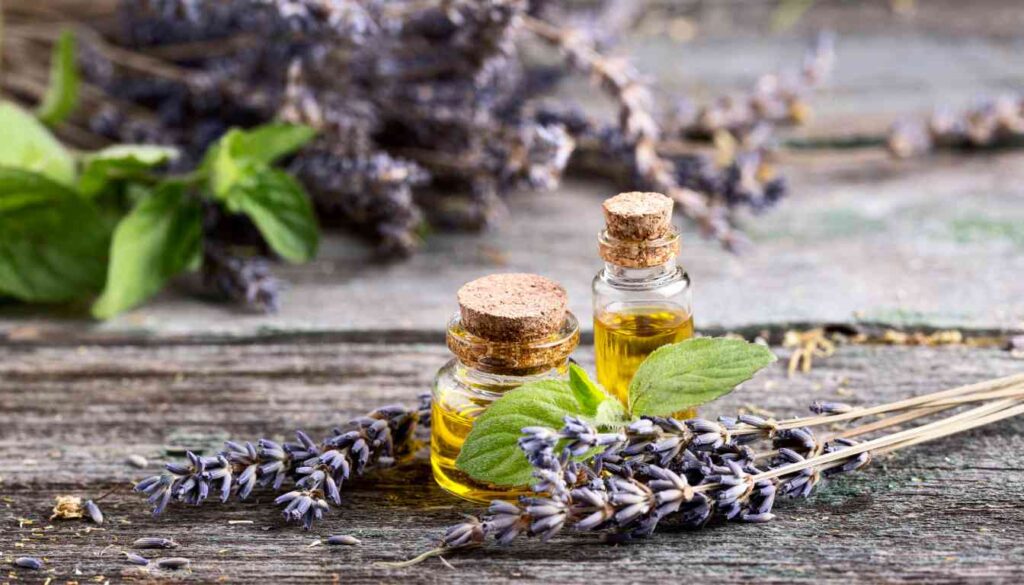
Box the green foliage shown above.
[78,145,179,197]
[208,127,319,262]
[223,168,318,263]
[0,103,75,184]
[455,380,581,487]
[629,338,777,416]
[457,338,777,485]
[0,169,108,302]
[36,30,79,127]
[0,36,317,317]
[92,182,203,319]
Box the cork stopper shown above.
[457,273,568,342]
[602,192,673,241]
[600,192,679,268]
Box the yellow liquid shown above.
[595,307,696,417]
[431,392,533,503]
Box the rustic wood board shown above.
[2,339,1023,583]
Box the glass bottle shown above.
[431,274,579,503]
[592,193,695,413]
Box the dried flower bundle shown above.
[2,0,831,263]
[134,398,429,529]
[393,373,1024,562]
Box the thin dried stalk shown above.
[522,15,744,251]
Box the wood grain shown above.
[2,340,1023,583]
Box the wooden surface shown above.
[4,1,1024,583]
[2,340,1024,583]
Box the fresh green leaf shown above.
[0,168,108,302]
[78,145,178,197]
[229,123,316,165]
[206,129,248,197]
[455,380,579,486]
[0,102,75,184]
[568,363,608,417]
[36,30,79,127]
[204,124,315,196]
[593,395,630,428]
[224,168,318,263]
[629,337,777,416]
[91,182,202,319]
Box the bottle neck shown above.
[454,358,571,391]
[602,258,679,286]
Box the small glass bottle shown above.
[431,273,579,503]
[593,192,695,412]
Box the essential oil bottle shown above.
[593,192,695,411]
[431,273,579,502]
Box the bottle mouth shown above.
[598,227,680,268]
[446,311,579,374]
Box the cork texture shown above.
[457,273,568,341]
[602,192,674,240]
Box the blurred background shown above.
[1,0,1022,340]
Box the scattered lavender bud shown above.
[13,557,43,570]
[134,537,179,549]
[84,499,104,525]
[325,534,361,546]
[809,401,853,415]
[155,557,191,570]
[124,552,150,566]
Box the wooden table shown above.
[3,1,1024,582]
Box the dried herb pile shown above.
[3,1,834,260]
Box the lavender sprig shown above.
[135,399,429,529]
[428,409,886,555]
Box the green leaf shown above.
[36,30,79,127]
[78,145,179,197]
[229,123,316,165]
[455,380,580,487]
[568,363,606,416]
[0,102,75,184]
[628,338,777,416]
[593,395,630,428]
[0,168,109,302]
[91,182,202,319]
[225,168,318,263]
[204,124,315,196]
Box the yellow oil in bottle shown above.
[430,384,533,503]
[595,306,696,418]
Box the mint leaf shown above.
[628,337,777,416]
[91,182,202,319]
[36,30,79,127]
[0,168,108,302]
[455,380,579,486]
[229,123,316,165]
[568,363,606,416]
[79,145,178,197]
[205,124,315,196]
[225,168,318,263]
[0,102,75,184]
[593,395,630,428]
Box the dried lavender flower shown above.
[124,552,150,566]
[326,534,361,546]
[133,537,179,549]
[13,557,43,570]
[84,499,104,525]
[155,557,191,570]
[134,401,428,529]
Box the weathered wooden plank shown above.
[2,341,1023,583]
